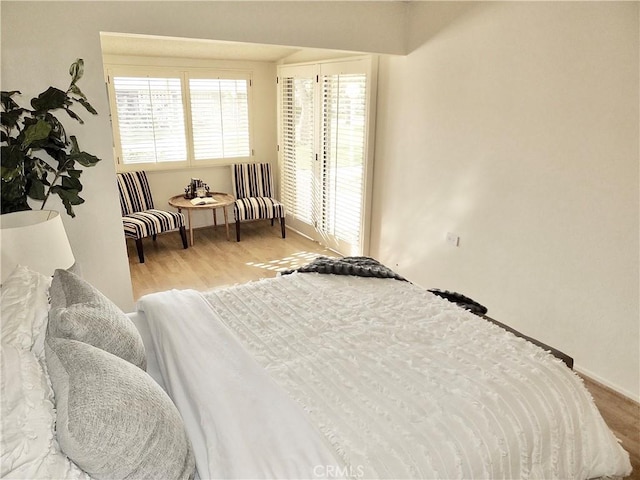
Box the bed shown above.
[0,260,632,480]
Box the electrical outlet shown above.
[446,232,460,247]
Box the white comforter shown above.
[138,273,631,480]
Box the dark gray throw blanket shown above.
[281,256,408,282]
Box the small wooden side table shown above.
[168,192,235,246]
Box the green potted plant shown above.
[1,59,101,217]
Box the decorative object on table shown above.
[189,196,218,206]
[0,210,75,282]
[1,59,101,217]
[116,171,188,263]
[232,163,285,242]
[184,178,210,199]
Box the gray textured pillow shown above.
[45,337,195,480]
[48,269,146,370]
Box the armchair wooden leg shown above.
[236,220,241,242]
[280,216,286,238]
[135,239,145,263]
[152,234,157,241]
[179,226,188,249]
[271,218,274,226]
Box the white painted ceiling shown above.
[100,32,350,62]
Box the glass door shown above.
[278,58,375,255]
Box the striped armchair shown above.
[232,163,285,242]
[116,171,188,263]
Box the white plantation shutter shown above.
[278,58,374,256]
[280,74,316,225]
[107,67,253,170]
[113,76,187,164]
[189,77,250,161]
[321,72,367,252]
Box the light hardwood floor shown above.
[127,221,336,299]
[127,223,639,478]
[581,376,640,480]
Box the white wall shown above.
[1,1,406,311]
[372,2,640,399]
[2,1,638,400]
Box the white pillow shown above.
[0,343,90,479]
[0,265,50,358]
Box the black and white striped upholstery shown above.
[116,171,187,262]
[234,197,285,221]
[232,163,285,241]
[121,209,184,240]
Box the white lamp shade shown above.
[1,210,75,283]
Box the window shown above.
[189,78,250,161]
[321,71,367,252]
[278,57,376,256]
[106,67,252,170]
[279,66,316,227]
[112,76,187,165]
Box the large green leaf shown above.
[1,165,22,182]
[77,98,97,115]
[44,114,68,144]
[1,91,22,111]
[50,184,84,217]
[67,85,98,116]
[1,185,30,214]
[67,169,82,179]
[68,137,100,167]
[1,109,26,129]
[64,107,84,124]
[1,159,29,214]
[28,178,46,200]
[31,87,68,112]
[43,146,68,166]
[69,59,84,85]
[61,174,82,191]
[1,145,25,170]
[21,119,52,148]
[69,84,87,100]
[70,136,80,153]
[69,151,100,167]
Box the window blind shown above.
[321,73,367,252]
[107,67,253,170]
[113,76,187,164]
[278,59,372,256]
[280,76,316,225]
[189,78,250,161]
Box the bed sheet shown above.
[128,311,167,392]
[138,287,342,479]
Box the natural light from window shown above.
[245,251,330,272]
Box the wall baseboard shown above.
[574,364,639,404]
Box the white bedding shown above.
[127,311,167,392]
[137,273,631,480]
